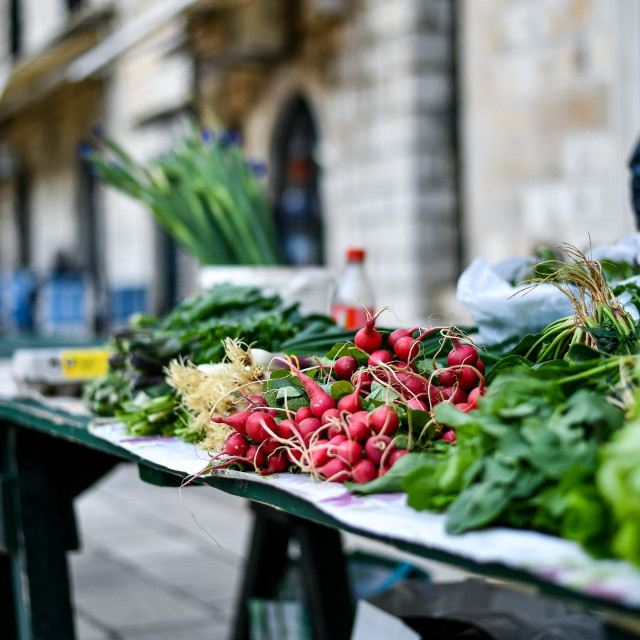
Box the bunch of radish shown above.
[205,310,488,480]
[207,385,407,484]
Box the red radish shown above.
[467,386,484,408]
[321,408,341,425]
[352,458,376,484]
[370,406,399,436]
[407,398,429,411]
[279,359,336,418]
[447,340,478,367]
[246,444,265,467]
[352,370,372,391]
[336,440,362,464]
[334,356,358,380]
[348,419,369,441]
[337,374,365,413]
[389,449,408,466]
[354,308,386,353]
[318,458,350,482]
[298,417,322,442]
[427,385,447,407]
[450,386,467,404]
[287,448,302,464]
[396,361,417,372]
[365,435,395,465]
[441,387,453,400]
[295,406,312,422]
[261,438,279,455]
[265,451,288,473]
[329,434,348,446]
[393,336,419,363]
[351,410,370,421]
[211,410,251,435]
[443,430,456,443]
[476,359,485,374]
[455,402,472,413]
[456,366,479,391]
[368,350,393,366]
[387,327,418,349]
[394,327,441,362]
[245,412,276,442]
[311,439,331,467]
[395,372,426,398]
[223,433,249,457]
[277,419,297,439]
[438,369,457,387]
[327,422,346,439]
[247,395,268,408]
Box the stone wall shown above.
[461,0,640,264]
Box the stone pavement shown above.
[71,463,467,639]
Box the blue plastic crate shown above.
[109,287,148,328]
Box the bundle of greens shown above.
[403,357,630,556]
[510,245,640,286]
[86,123,280,266]
[510,246,638,363]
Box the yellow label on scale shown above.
[60,349,111,380]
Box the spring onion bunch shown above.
[85,123,281,265]
[517,245,638,363]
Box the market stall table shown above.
[1,397,640,640]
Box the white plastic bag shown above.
[456,258,574,345]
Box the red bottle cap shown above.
[346,248,365,262]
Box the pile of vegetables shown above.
[202,309,486,483]
[174,249,640,569]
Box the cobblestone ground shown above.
[71,463,466,639]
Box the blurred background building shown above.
[0,0,638,333]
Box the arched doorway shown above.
[271,95,323,265]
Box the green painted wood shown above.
[4,426,76,639]
[0,397,639,621]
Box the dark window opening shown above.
[77,150,106,332]
[67,0,83,12]
[15,171,30,268]
[10,0,22,58]
[271,96,323,265]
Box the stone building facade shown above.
[0,0,638,331]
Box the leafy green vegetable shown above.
[403,364,629,560]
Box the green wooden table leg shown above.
[0,553,17,639]
[4,426,77,639]
[231,502,354,640]
[231,502,292,640]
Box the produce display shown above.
[84,246,640,570]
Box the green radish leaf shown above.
[366,381,400,406]
[325,342,369,365]
[485,355,531,385]
[405,408,431,433]
[276,385,304,400]
[330,380,354,400]
[565,343,603,363]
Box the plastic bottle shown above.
[331,248,375,329]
